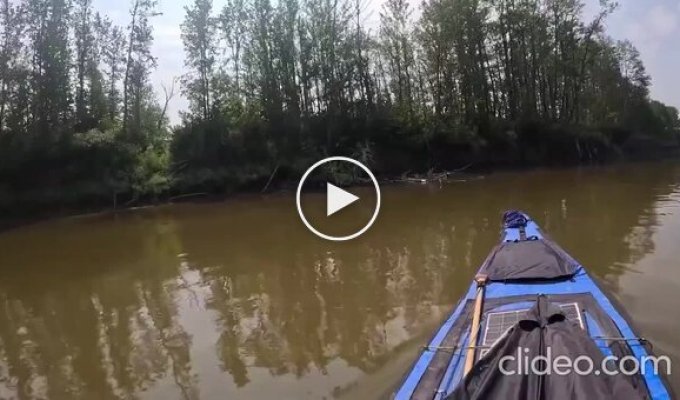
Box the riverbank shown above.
[3,151,680,235]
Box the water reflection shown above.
[0,162,679,399]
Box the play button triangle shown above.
[327,183,360,216]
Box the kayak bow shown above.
[394,211,674,400]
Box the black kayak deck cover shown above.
[480,240,579,281]
[446,296,644,400]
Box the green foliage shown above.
[647,101,680,137]
[131,146,170,197]
[0,0,168,216]
[1,0,680,217]
[168,0,679,192]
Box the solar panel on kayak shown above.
[447,296,650,400]
[480,303,585,358]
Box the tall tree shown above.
[0,0,26,133]
[73,0,93,130]
[87,12,108,126]
[123,0,159,141]
[380,0,415,121]
[28,0,73,138]
[99,17,126,122]
[219,0,247,103]
[181,0,217,120]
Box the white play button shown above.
[296,156,381,241]
[326,183,359,216]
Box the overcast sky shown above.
[92,0,680,124]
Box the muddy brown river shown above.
[0,162,679,399]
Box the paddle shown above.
[464,274,488,376]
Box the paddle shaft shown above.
[464,274,488,376]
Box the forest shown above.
[1,0,679,215]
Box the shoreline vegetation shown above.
[1,0,680,224]
[2,156,680,234]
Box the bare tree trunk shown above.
[158,77,178,130]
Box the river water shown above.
[0,162,679,399]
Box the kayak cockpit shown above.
[405,292,654,400]
[446,295,650,400]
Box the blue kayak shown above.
[394,211,674,400]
